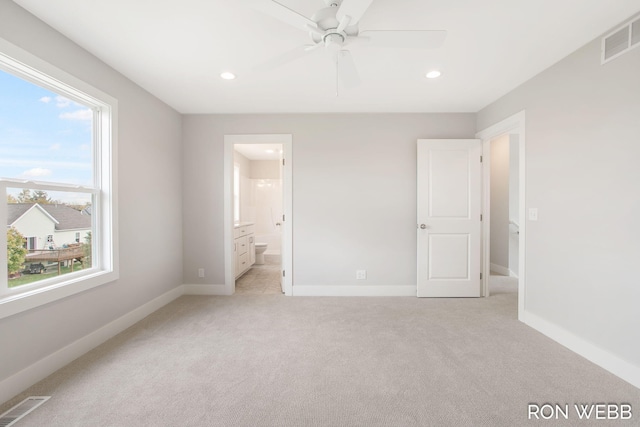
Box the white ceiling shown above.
[13,0,640,114]
[235,143,283,160]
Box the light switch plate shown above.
[528,208,538,221]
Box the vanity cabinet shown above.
[234,223,256,278]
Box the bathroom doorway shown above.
[223,135,293,296]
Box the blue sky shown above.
[0,69,93,204]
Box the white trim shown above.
[490,263,510,276]
[0,286,183,405]
[525,311,640,389]
[224,134,293,296]
[182,284,227,295]
[292,285,416,297]
[508,269,519,279]
[476,111,526,321]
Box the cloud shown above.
[50,143,61,150]
[55,95,84,109]
[59,109,92,121]
[21,168,53,177]
[56,96,71,108]
[39,96,52,103]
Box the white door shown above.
[417,139,482,297]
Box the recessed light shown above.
[426,70,442,79]
[220,72,236,80]
[266,149,275,153]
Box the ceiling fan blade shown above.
[359,30,447,49]
[253,45,316,72]
[253,0,319,33]
[337,50,361,89]
[336,0,374,26]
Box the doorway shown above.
[477,111,526,320]
[487,134,520,295]
[224,135,293,296]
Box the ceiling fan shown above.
[253,0,446,93]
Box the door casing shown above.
[476,111,526,320]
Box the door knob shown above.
[419,224,427,229]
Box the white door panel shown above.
[428,234,470,280]
[417,139,482,297]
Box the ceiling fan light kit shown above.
[254,0,447,94]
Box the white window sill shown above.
[0,270,118,320]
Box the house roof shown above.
[8,203,91,231]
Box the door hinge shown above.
[282,270,285,277]
[282,214,285,222]
[480,214,483,221]
[480,155,483,163]
[282,159,285,166]
[480,272,483,280]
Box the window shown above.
[25,237,37,250]
[0,41,117,319]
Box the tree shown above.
[31,190,54,204]
[14,189,59,205]
[17,188,31,203]
[7,194,18,203]
[7,227,27,276]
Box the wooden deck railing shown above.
[25,244,86,274]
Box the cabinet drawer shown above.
[235,236,248,255]
[238,252,249,271]
[234,226,246,238]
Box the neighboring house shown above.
[7,203,91,250]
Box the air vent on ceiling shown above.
[602,15,640,63]
[0,396,50,427]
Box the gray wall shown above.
[0,1,183,383]
[478,23,640,368]
[182,114,476,287]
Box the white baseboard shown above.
[183,284,228,295]
[292,285,416,297]
[524,310,640,389]
[0,286,184,406]
[490,263,510,276]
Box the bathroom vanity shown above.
[234,222,256,278]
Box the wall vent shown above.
[0,396,50,427]
[602,15,640,63]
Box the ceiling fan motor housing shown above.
[310,6,359,46]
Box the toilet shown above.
[255,243,268,265]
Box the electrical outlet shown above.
[356,270,367,280]
[198,268,205,278]
[528,208,538,221]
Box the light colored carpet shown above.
[2,277,638,426]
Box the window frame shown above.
[0,38,118,320]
